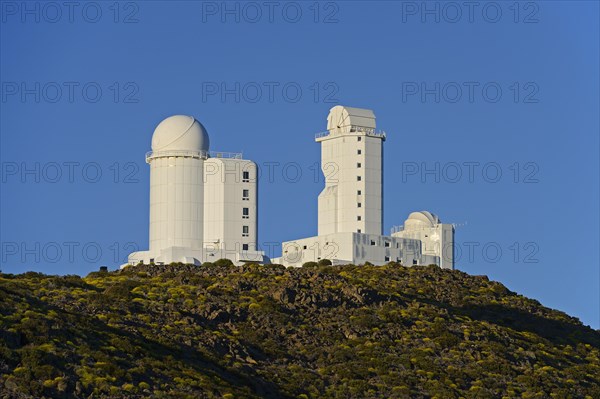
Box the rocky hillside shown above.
[1,262,599,399]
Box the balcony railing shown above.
[146,150,208,162]
[209,151,243,159]
[145,150,243,162]
[315,127,386,140]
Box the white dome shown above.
[151,115,209,153]
[404,211,440,229]
[327,105,376,132]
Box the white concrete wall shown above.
[317,132,383,236]
[276,232,431,268]
[392,223,454,269]
[203,157,259,255]
[148,156,204,252]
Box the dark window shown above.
[357,229,361,233]
[370,240,376,246]
[357,163,361,168]
[242,244,249,251]
[357,190,362,195]
[303,245,307,250]
[357,176,362,181]
[385,256,390,262]
[242,171,250,182]
[358,203,362,208]
[357,149,362,155]
[357,137,362,142]
[242,189,249,200]
[413,259,418,265]
[242,226,249,237]
[357,216,361,221]
[384,241,390,247]
[242,207,249,218]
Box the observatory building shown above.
[125,115,265,267]
[272,106,454,268]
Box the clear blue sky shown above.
[1,1,598,328]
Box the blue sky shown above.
[1,1,598,328]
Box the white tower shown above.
[203,157,262,262]
[317,106,385,236]
[148,115,209,253]
[124,114,264,267]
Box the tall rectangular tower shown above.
[316,106,385,236]
[203,156,259,257]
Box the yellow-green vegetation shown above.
[0,263,599,398]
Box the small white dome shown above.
[404,211,440,229]
[151,115,209,153]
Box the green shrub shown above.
[214,259,234,268]
[317,259,332,266]
[302,261,318,268]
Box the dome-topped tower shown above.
[151,115,210,154]
[404,211,440,230]
[146,115,208,257]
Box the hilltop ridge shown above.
[1,262,599,398]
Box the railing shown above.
[391,224,444,234]
[145,150,243,162]
[209,151,243,159]
[146,150,208,162]
[315,127,387,140]
[391,225,405,234]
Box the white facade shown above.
[392,211,455,269]
[274,106,455,269]
[125,115,264,267]
[317,106,384,236]
[203,158,263,264]
[275,232,439,268]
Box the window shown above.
[413,259,418,265]
[357,176,361,181]
[357,229,361,233]
[357,216,361,221]
[357,149,362,155]
[357,163,361,168]
[357,202,362,208]
[242,189,249,200]
[357,137,362,142]
[242,171,250,182]
[384,241,390,248]
[370,240,376,246]
[242,244,249,251]
[303,245,307,250]
[385,256,390,262]
[242,207,249,219]
[242,225,249,237]
[357,190,361,195]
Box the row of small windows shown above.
[369,240,394,248]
